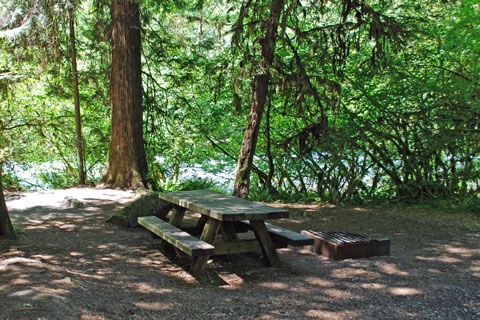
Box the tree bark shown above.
[232,0,285,199]
[0,173,17,239]
[265,96,277,196]
[69,7,86,185]
[100,0,149,189]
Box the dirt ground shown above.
[1,187,479,320]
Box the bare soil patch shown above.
[1,188,479,319]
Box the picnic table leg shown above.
[220,222,240,242]
[169,205,186,227]
[163,206,187,257]
[195,214,208,232]
[249,220,282,268]
[190,218,221,272]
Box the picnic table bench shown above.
[138,190,313,272]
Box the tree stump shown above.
[106,192,172,227]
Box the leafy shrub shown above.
[38,169,78,189]
[1,171,23,191]
[158,177,225,193]
[249,186,320,203]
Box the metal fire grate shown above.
[301,230,390,260]
[305,230,371,245]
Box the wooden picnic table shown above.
[138,190,312,272]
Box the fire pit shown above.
[301,230,390,260]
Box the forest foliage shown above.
[0,0,479,209]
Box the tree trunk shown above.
[69,7,86,185]
[232,0,285,199]
[100,0,149,189]
[265,96,277,196]
[0,173,17,239]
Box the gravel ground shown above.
[1,188,479,320]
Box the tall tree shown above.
[69,5,86,185]
[99,0,149,189]
[232,0,285,199]
[0,172,16,239]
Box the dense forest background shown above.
[0,0,479,209]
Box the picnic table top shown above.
[157,190,289,221]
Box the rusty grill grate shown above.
[305,230,371,245]
[301,230,390,259]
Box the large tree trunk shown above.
[232,0,285,199]
[100,0,148,189]
[69,7,86,185]
[0,173,17,239]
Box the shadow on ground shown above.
[1,188,479,319]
